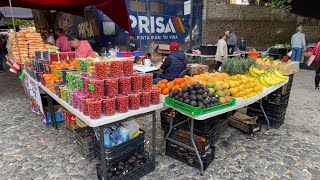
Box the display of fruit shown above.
[227,75,263,99]
[221,57,256,75]
[49,60,78,72]
[256,70,288,88]
[169,82,232,108]
[256,56,281,66]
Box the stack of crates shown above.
[247,74,294,128]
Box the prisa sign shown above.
[78,21,94,39]
[130,15,185,34]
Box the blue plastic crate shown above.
[44,105,65,124]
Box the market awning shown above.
[0,7,32,19]
[0,0,132,32]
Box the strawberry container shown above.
[88,99,102,119]
[140,91,151,107]
[110,60,122,77]
[131,74,143,92]
[102,97,116,116]
[67,52,76,61]
[129,93,140,110]
[59,52,68,62]
[142,73,153,90]
[121,52,132,57]
[122,59,134,76]
[119,76,131,95]
[89,79,104,99]
[104,78,118,97]
[84,77,91,95]
[81,97,91,115]
[49,52,58,62]
[95,61,108,79]
[79,95,89,112]
[71,90,80,109]
[116,95,129,113]
[151,89,161,105]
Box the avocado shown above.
[189,85,194,91]
[211,97,218,103]
[190,100,197,107]
[204,87,209,93]
[196,94,203,101]
[182,86,189,92]
[207,92,214,97]
[197,89,204,94]
[174,95,180,100]
[190,90,196,95]
[178,91,183,97]
[210,103,215,107]
[179,98,184,102]
[206,104,211,108]
[198,101,204,108]
[169,92,174,98]
[194,83,201,90]
[203,99,209,105]
[200,84,205,89]
[172,89,180,96]
[184,99,191,104]
[182,92,189,99]
[190,94,197,101]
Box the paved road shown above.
[0,68,319,180]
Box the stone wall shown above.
[202,0,320,50]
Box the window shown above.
[150,2,164,13]
[130,0,147,13]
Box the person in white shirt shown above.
[43,30,55,45]
[215,34,228,71]
[291,26,306,62]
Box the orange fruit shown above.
[166,82,174,91]
[180,83,186,87]
[158,83,166,90]
[162,88,170,95]
[174,84,180,89]
[161,79,168,84]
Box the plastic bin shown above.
[132,51,143,57]
[121,52,132,57]
[75,127,96,160]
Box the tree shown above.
[265,0,293,13]
[5,18,35,27]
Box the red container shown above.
[122,59,134,76]
[116,95,129,113]
[67,52,76,61]
[62,109,76,123]
[151,89,161,105]
[49,53,58,62]
[119,76,131,95]
[110,61,122,77]
[59,52,68,62]
[140,91,151,107]
[78,95,88,112]
[95,62,108,79]
[88,100,102,119]
[129,93,140,110]
[142,73,153,90]
[71,90,80,109]
[121,52,132,57]
[131,74,143,92]
[90,79,104,99]
[102,97,116,116]
[84,77,91,95]
[105,78,119,97]
[81,97,91,115]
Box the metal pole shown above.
[189,0,193,51]
[8,0,22,65]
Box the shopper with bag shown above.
[313,38,320,89]
[290,26,306,62]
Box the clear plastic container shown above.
[49,53,58,62]
[65,87,72,105]
[81,97,91,115]
[79,95,89,112]
[71,90,80,109]
[88,99,102,119]
[87,58,96,78]
[54,82,62,98]
[119,76,131,95]
[77,59,89,72]
[122,59,134,76]
[129,93,140,110]
[116,95,129,113]
[151,89,161,105]
[104,78,118,97]
[90,79,105,99]
[102,97,116,116]
[142,73,153,90]
[84,77,91,95]
[140,91,151,107]
[131,74,143,92]
[110,60,122,77]
[59,52,68,62]
[95,61,108,79]
[59,85,66,101]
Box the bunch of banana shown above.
[256,57,282,66]
[249,65,264,77]
[257,70,288,87]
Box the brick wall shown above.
[202,0,320,50]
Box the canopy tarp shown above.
[0,0,132,32]
[0,7,32,19]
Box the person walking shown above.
[55,28,71,52]
[313,37,320,89]
[215,34,228,71]
[226,31,237,54]
[291,26,306,62]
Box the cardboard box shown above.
[153,44,171,54]
[43,105,65,125]
[187,64,209,76]
[279,61,300,75]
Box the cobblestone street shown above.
[0,69,319,180]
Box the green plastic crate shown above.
[165,97,236,116]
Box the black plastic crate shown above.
[247,99,289,116]
[160,110,181,130]
[75,127,96,160]
[165,123,219,155]
[96,151,155,180]
[218,118,230,136]
[96,131,145,166]
[247,109,286,128]
[165,141,215,171]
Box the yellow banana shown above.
[249,66,258,77]
[274,69,288,80]
[264,73,280,85]
[270,71,285,82]
[252,66,263,75]
[259,74,271,87]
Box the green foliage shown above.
[221,57,256,75]
[5,18,35,27]
[267,0,293,14]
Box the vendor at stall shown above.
[43,30,55,45]
[153,42,187,84]
[68,34,97,58]
[129,33,140,52]
[55,28,71,52]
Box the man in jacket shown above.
[153,42,187,84]
[226,31,238,54]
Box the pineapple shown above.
[221,57,256,75]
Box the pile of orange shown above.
[192,72,229,85]
[43,74,62,93]
[155,77,194,95]
[50,60,78,72]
